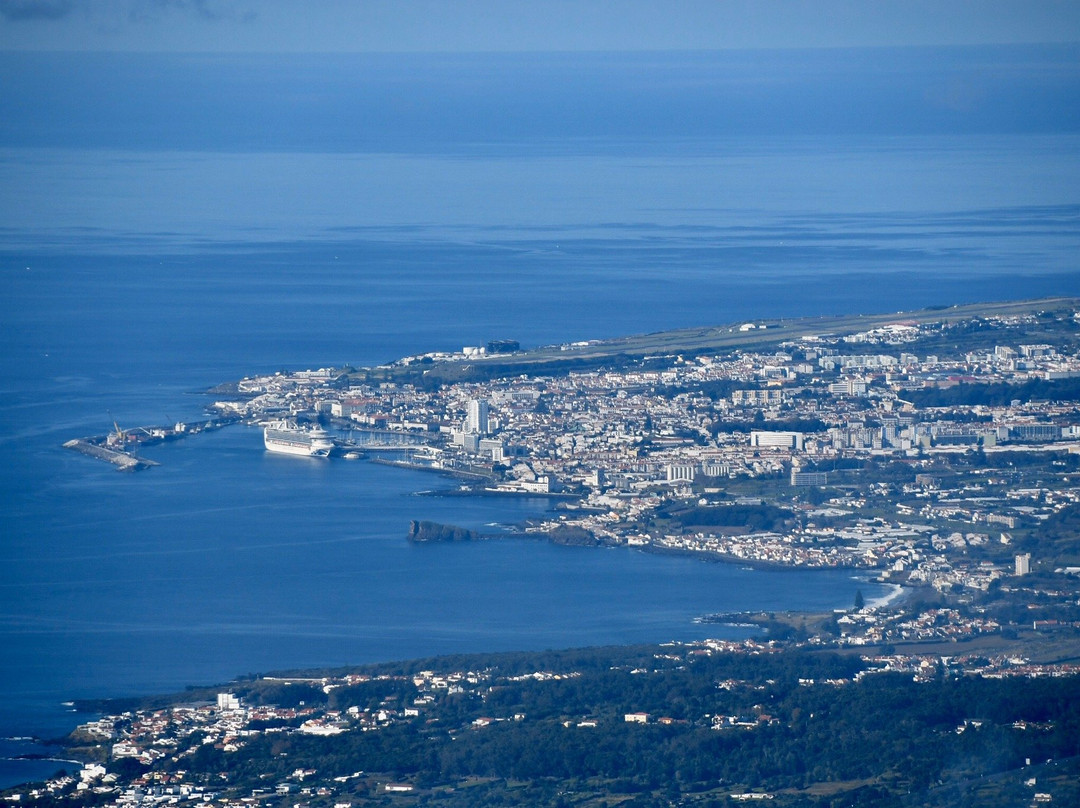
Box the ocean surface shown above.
[2,49,1079,788]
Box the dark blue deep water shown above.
[1,49,1079,787]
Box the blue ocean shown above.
[1,49,1079,787]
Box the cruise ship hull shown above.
[263,423,335,457]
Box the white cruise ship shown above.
[263,421,335,457]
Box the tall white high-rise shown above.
[1015,553,1031,576]
[467,399,490,434]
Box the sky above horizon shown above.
[1,0,1079,53]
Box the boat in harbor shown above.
[263,421,335,457]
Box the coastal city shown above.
[204,304,1080,590]
[8,4,1080,805]
[32,300,1080,807]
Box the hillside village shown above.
[11,636,1080,808]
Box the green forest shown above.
[47,646,1080,808]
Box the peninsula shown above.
[196,298,1080,577]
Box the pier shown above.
[63,416,239,471]
[63,439,158,471]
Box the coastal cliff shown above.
[407,520,597,546]
[407,520,480,543]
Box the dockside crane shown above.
[106,411,139,450]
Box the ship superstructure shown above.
[263,421,335,457]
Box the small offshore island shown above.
[37,297,1080,807]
